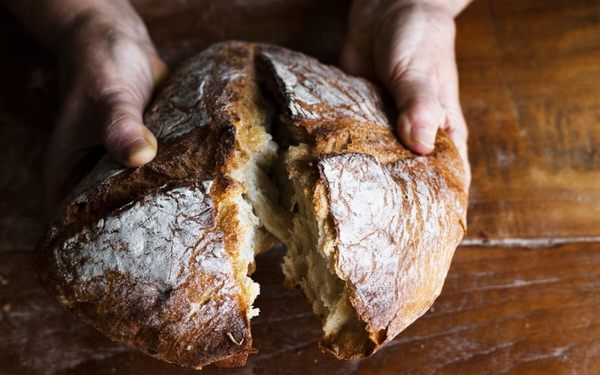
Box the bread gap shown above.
[226,56,371,357]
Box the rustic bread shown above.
[36,41,468,369]
[255,46,468,358]
[35,42,277,369]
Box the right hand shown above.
[45,3,168,212]
[340,0,473,187]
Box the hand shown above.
[2,0,168,211]
[43,2,168,212]
[340,0,472,186]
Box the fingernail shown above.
[128,143,155,165]
[411,126,435,150]
[124,134,156,166]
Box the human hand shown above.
[36,1,169,211]
[340,0,473,186]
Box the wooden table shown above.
[1,0,600,374]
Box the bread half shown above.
[36,42,275,369]
[36,41,468,369]
[255,46,468,358]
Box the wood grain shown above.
[459,0,600,242]
[131,0,351,67]
[2,243,600,375]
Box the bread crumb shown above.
[2,303,12,312]
[313,359,318,363]
[0,275,8,286]
[227,332,244,346]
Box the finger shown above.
[437,59,471,187]
[100,37,164,167]
[391,71,445,155]
[102,90,158,167]
[444,112,471,188]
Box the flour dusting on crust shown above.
[319,153,463,340]
[259,49,389,124]
[258,44,468,358]
[59,186,222,288]
[49,178,256,367]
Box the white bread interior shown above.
[229,74,366,354]
[232,116,365,354]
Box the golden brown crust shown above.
[257,44,468,359]
[256,45,412,164]
[39,176,256,369]
[35,42,266,369]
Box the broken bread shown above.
[255,45,468,359]
[35,41,468,369]
[35,42,276,369]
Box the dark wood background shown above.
[1,0,600,374]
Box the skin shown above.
[1,0,473,212]
[340,0,474,185]
[1,0,168,212]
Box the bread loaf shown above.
[35,41,468,369]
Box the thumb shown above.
[102,91,158,167]
[391,71,445,154]
[102,40,169,167]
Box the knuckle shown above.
[99,85,144,108]
[103,112,134,136]
[390,67,438,104]
[390,65,432,88]
[403,97,443,128]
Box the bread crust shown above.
[257,45,468,359]
[35,42,267,369]
[37,175,256,368]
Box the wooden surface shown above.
[1,0,600,374]
[460,0,600,242]
[3,243,600,375]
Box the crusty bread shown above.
[256,45,468,358]
[35,42,276,369]
[36,41,467,369]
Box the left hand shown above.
[340,0,473,186]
